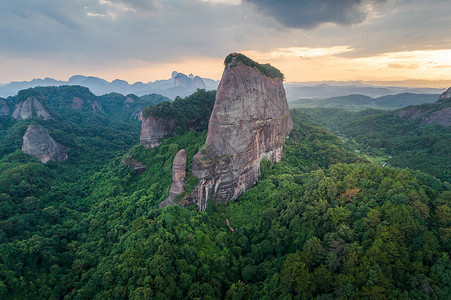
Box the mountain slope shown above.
[299,95,451,181]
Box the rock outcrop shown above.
[121,155,146,175]
[22,124,68,163]
[398,88,451,127]
[71,97,84,110]
[188,55,293,211]
[439,87,451,100]
[12,96,51,120]
[0,99,10,115]
[160,149,187,208]
[91,100,102,113]
[140,116,175,148]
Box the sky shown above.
[1,0,451,87]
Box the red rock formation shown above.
[160,149,187,208]
[71,97,84,110]
[22,124,68,163]
[140,116,175,148]
[12,96,51,120]
[188,57,293,211]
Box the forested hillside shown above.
[1,96,450,298]
[300,98,451,182]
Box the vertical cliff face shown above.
[12,96,51,120]
[189,56,293,211]
[140,117,175,148]
[159,149,187,208]
[22,124,68,163]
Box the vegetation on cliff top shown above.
[224,53,285,81]
[143,89,216,132]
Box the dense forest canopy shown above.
[0,86,449,299]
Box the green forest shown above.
[0,86,450,299]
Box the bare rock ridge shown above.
[140,117,175,148]
[22,124,68,163]
[399,87,451,127]
[12,96,51,120]
[187,54,293,211]
[160,149,187,208]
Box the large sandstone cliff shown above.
[12,96,51,120]
[22,124,68,163]
[187,56,293,211]
[140,117,175,148]
[160,149,187,208]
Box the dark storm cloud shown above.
[243,0,385,29]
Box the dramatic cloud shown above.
[0,0,450,84]
[243,0,385,29]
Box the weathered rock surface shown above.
[121,155,146,175]
[71,97,84,110]
[160,149,187,208]
[22,124,68,163]
[0,99,10,115]
[188,58,293,211]
[422,107,451,127]
[140,116,175,148]
[12,96,51,120]
[439,87,451,100]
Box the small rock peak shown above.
[140,116,175,148]
[22,123,68,163]
[12,96,51,120]
[160,149,187,208]
[71,97,84,110]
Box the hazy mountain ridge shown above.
[2,75,445,102]
[290,92,440,111]
[0,73,219,99]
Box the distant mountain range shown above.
[289,92,441,111]
[284,82,444,101]
[0,72,220,99]
[0,74,446,101]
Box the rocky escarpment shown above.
[188,54,293,211]
[140,117,175,148]
[12,96,51,120]
[22,124,68,163]
[160,149,187,208]
[398,87,451,127]
[0,98,10,115]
